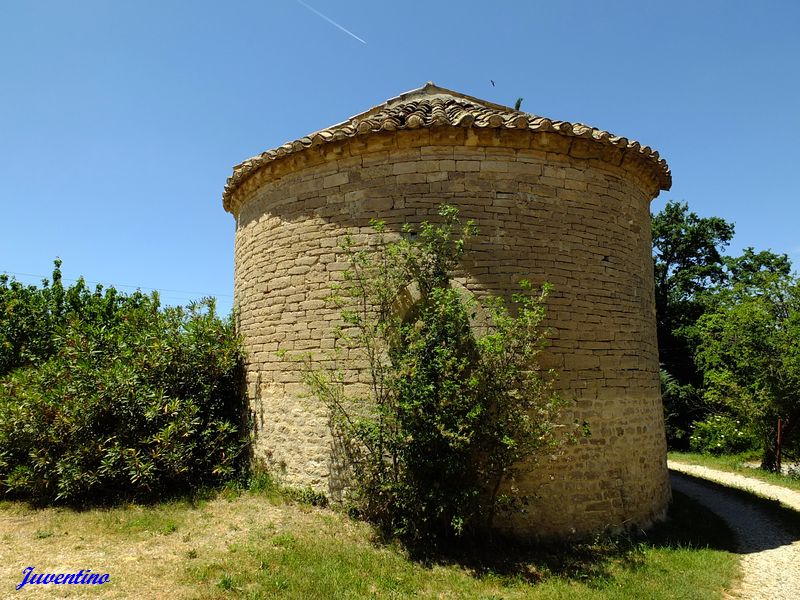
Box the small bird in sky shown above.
[490,80,495,87]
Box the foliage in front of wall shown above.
[303,205,567,548]
[0,261,247,504]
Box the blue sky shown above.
[2,1,798,315]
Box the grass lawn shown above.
[0,485,740,599]
[669,451,800,492]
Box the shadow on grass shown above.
[670,470,800,554]
[1,478,246,514]
[387,490,736,585]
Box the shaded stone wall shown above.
[231,127,670,538]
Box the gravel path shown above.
[668,460,800,600]
[669,461,800,511]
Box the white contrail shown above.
[295,0,367,44]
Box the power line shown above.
[0,270,233,298]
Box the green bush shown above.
[304,206,567,547]
[660,369,707,449]
[0,262,247,504]
[284,486,329,508]
[689,414,757,456]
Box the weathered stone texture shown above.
[226,85,671,539]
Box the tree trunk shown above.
[761,431,778,472]
[762,410,799,472]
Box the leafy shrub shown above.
[0,266,64,375]
[284,486,329,508]
[0,262,247,504]
[660,369,710,449]
[304,206,567,547]
[689,414,757,456]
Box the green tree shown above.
[651,201,735,445]
[304,206,565,547]
[695,272,800,470]
[722,247,792,290]
[652,201,735,380]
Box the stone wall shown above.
[231,126,670,538]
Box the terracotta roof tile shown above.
[223,83,671,211]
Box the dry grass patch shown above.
[0,492,309,599]
[0,489,739,599]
